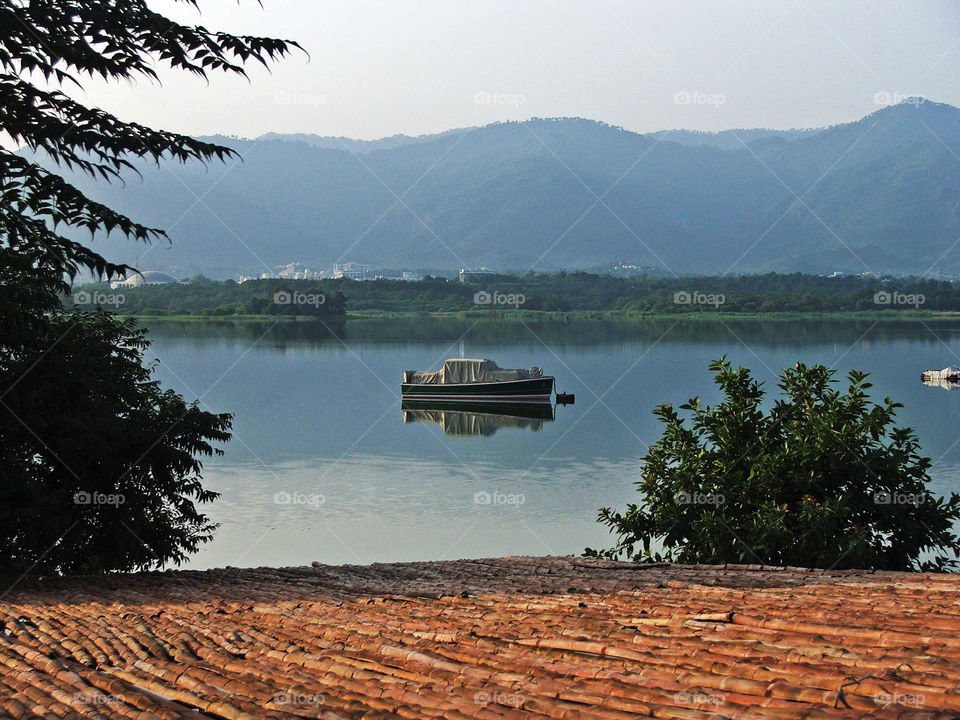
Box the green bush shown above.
[587,358,960,571]
[0,310,231,573]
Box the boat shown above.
[921,365,960,383]
[401,358,555,403]
[401,400,554,436]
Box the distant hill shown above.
[647,128,820,150]
[32,99,960,278]
[255,129,467,154]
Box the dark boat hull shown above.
[400,376,555,403]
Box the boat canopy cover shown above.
[404,358,543,385]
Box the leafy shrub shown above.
[587,358,960,571]
[0,310,232,574]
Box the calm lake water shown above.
[143,317,960,570]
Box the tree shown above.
[587,358,960,571]
[0,311,231,573]
[1,1,300,296]
[0,2,300,573]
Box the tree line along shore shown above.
[71,271,960,318]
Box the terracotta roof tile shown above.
[0,557,958,718]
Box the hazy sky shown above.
[70,0,960,140]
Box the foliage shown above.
[0,311,231,574]
[1,0,300,294]
[304,272,960,315]
[76,271,960,316]
[587,358,960,571]
[75,278,347,318]
[0,2,298,573]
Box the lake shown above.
[143,317,960,570]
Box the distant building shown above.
[334,262,373,280]
[275,262,322,280]
[240,263,322,282]
[375,270,423,281]
[110,271,180,289]
[459,267,495,283]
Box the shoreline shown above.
[117,309,960,323]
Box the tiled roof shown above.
[1,556,958,718]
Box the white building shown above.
[333,262,373,280]
[375,270,423,281]
[110,271,180,289]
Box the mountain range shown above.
[37,99,960,278]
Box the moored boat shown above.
[401,358,554,403]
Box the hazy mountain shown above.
[34,99,960,278]
[647,128,820,150]
[255,129,467,154]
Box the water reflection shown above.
[402,401,555,436]
[923,377,960,391]
[144,315,960,349]
[921,365,960,391]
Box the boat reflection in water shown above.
[401,400,555,437]
[921,365,960,391]
[922,376,960,391]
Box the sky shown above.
[66,1,960,140]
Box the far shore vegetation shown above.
[72,271,960,320]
